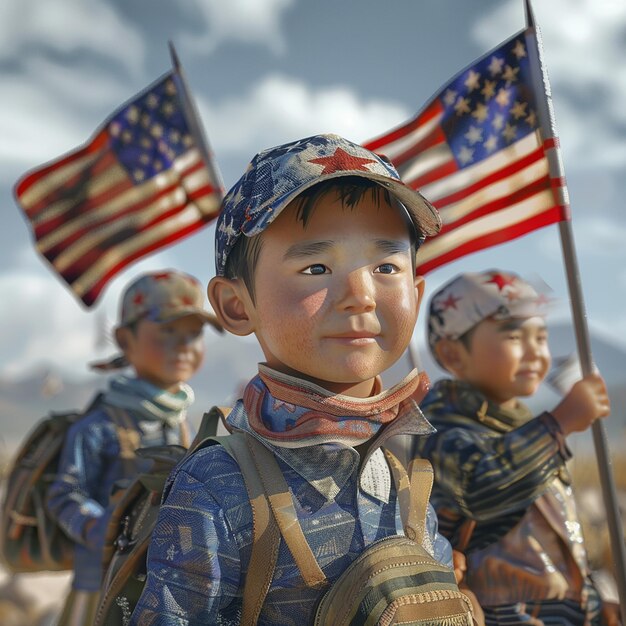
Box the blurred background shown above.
[0,0,625,622]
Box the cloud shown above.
[0,0,145,75]
[471,0,626,170]
[0,64,133,179]
[177,0,295,56]
[199,74,411,158]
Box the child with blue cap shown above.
[130,134,464,625]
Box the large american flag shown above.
[14,71,223,307]
[364,29,569,274]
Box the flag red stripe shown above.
[403,159,458,190]
[431,145,546,209]
[363,101,443,152]
[76,218,211,306]
[437,175,552,235]
[416,205,566,274]
[34,157,209,240]
[15,131,109,197]
[42,179,215,263]
[21,148,118,219]
[384,127,447,169]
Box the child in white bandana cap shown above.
[414,269,619,626]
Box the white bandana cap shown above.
[427,269,551,359]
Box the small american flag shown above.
[15,71,223,307]
[364,30,569,274]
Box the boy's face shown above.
[118,315,205,392]
[453,316,551,406]
[235,190,423,397]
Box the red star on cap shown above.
[440,293,462,310]
[153,272,171,280]
[308,147,377,174]
[485,273,516,291]
[133,292,145,306]
[181,295,195,306]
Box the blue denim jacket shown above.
[130,401,452,625]
[46,405,186,591]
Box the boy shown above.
[130,133,454,625]
[415,269,618,625]
[46,269,222,626]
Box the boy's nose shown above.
[336,269,376,312]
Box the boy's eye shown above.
[302,264,328,275]
[374,263,399,274]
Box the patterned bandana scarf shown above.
[102,375,194,427]
[241,364,430,448]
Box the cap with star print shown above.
[214,133,442,276]
[427,269,551,358]
[89,269,222,371]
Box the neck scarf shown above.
[241,364,429,448]
[102,375,194,427]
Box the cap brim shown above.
[160,309,225,333]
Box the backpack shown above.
[208,432,476,626]
[94,407,225,626]
[0,394,104,573]
[0,396,143,575]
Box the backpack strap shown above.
[244,435,327,588]
[383,448,433,545]
[103,406,141,476]
[218,434,281,626]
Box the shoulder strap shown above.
[244,436,327,588]
[383,448,433,545]
[103,405,141,461]
[218,434,281,626]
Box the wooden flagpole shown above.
[524,0,626,609]
[168,41,225,198]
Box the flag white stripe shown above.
[417,131,543,203]
[437,157,549,225]
[32,148,201,228]
[399,143,454,186]
[416,188,555,265]
[37,150,205,250]
[19,149,105,210]
[47,164,209,271]
[71,205,206,297]
[375,109,444,161]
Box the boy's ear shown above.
[114,326,130,352]
[207,276,255,336]
[434,338,466,376]
[414,274,425,312]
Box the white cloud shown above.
[472,0,626,170]
[0,0,145,75]
[199,74,411,157]
[178,0,295,56]
[0,65,133,179]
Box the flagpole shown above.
[168,41,225,197]
[524,0,626,610]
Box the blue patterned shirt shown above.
[130,402,452,625]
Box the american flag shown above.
[14,71,223,307]
[363,30,569,274]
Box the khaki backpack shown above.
[0,396,138,574]
[226,432,476,626]
[94,407,224,626]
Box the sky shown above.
[1,0,625,390]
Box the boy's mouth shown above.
[325,331,378,345]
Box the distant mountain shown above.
[1,321,624,459]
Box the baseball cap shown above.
[214,133,442,276]
[90,269,222,371]
[427,270,551,359]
